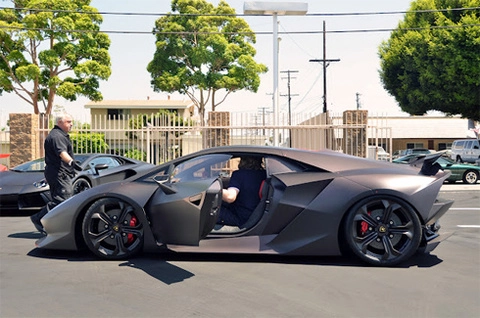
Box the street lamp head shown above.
[244,2,308,15]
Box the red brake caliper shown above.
[127,216,137,244]
[360,211,371,236]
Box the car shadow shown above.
[11,231,444,285]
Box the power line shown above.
[0,23,477,36]
[0,6,478,17]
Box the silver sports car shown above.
[35,146,453,266]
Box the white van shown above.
[450,139,480,163]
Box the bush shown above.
[123,148,147,161]
[71,132,109,153]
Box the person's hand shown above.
[73,161,82,171]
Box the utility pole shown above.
[356,92,362,110]
[280,70,299,126]
[309,20,340,113]
[281,70,298,148]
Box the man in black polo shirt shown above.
[30,113,81,233]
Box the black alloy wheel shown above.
[82,198,144,259]
[73,178,91,194]
[343,196,422,266]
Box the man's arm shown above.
[59,151,75,165]
[222,188,239,203]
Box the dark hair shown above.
[238,156,264,170]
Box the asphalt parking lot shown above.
[0,184,478,318]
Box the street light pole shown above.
[273,12,279,146]
[244,2,308,146]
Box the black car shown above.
[0,154,154,212]
[35,146,453,267]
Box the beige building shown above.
[384,116,475,152]
[85,98,195,120]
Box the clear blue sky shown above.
[0,0,416,126]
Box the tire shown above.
[343,196,422,267]
[82,198,144,260]
[462,170,478,184]
[73,178,91,194]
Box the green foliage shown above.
[147,0,268,123]
[379,0,480,121]
[0,0,111,115]
[126,110,194,139]
[70,132,108,153]
[123,148,147,161]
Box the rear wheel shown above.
[343,196,422,266]
[463,170,478,184]
[82,198,144,259]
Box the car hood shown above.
[0,171,45,194]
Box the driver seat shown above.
[212,178,272,233]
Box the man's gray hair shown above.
[55,113,72,124]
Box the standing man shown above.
[30,113,82,233]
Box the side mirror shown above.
[153,175,177,194]
[94,163,109,175]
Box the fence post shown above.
[343,110,368,158]
[9,113,40,167]
[206,112,230,148]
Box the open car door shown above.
[146,154,231,246]
[147,177,223,246]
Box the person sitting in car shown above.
[218,156,266,227]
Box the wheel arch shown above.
[72,177,92,194]
[72,194,157,252]
[337,192,424,258]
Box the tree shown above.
[147,0,267,124]
[378,0,480,121]
[0,0,111,115]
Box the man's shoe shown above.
[30,214,44,233]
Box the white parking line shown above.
[449,208,480,211]
[457,225,480,228]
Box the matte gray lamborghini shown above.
[35,146,453,266]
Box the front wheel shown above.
[343,196,422,267]
[463,170,478,184]
[73,178,91,194]
[82,198,144,259]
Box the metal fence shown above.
[2,111,392,167]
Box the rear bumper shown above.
[420,231,454,254]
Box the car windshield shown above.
[171,154,233,183]
[10,154,89,172]
[11,158,45,172]
[438,157,454,165]
[74,154,90,165]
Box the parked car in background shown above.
[0,154,155,213]
[392,149,407,160]
[367,146,390,161]
[450,139,480,163]
[405,148,432,156]
[393,154,480,184]
[392,148,431,160]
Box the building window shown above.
[107,109,130,120]
[406,143,424,149]
[438,143,452,151]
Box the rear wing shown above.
[406,153,443,176]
